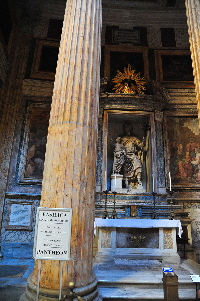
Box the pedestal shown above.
[111,174,123,191]
[110,174,145,193]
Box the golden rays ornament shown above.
[112,64,146,94]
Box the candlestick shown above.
[102,190,108,219]
[152,191,157,219]
[112,191,117,219]
[105,171,107,190]
[169,172,172,191]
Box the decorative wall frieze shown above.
[5,192,41,200]
[100,94,155,111]
[22,79,54,98]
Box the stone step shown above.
[95,253,181,264]
[97,274,195,289]
[98,281,195,289]
[94,259,200,300]
[100,287,196,300]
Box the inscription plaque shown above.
[6,201,34,230]
[113,29,140,44]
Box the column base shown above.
[20,276,101,301]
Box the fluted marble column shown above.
[185,0,200,123]
[21,0,102,300]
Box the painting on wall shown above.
[162,55,193,82]
[104,45,149,89]
[167,116,200,189]
[155,50,194,88]
[110,51,144,80]
[18,102,50,184]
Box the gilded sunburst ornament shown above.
[112,64,146,94]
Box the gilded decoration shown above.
[112,64,146,94]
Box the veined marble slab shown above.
[95,218,182,237]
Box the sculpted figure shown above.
[112,137,126,174]
[112,123,145,189]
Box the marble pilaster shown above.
[0,29,32,257]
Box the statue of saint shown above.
[112,123,145,189]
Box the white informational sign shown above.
[33,207,72,260]
[190,275,200,283]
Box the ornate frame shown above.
[104,45,149,81]
[6,200,34,230]
[30,39,60,80]
[102,109,154,192]
[17,101,51,185]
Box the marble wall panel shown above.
[1,197,40,243]
[116,228,159,248]
[164,228,173,249]
[101,228,112,248]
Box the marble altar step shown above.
[94,259,200,300]
[95,254,177,264]
[100,288,196,300]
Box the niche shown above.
[103,110,154,193]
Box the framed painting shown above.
[6,201,34,230]
[155,50,194,88]
[104,45,149,82]
[166,114,200,189]
[30,39,60,80]
[17,102,51,185]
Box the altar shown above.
[94,218,182,264]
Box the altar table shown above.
[94,218,182,264]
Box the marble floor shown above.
[0,257,199,300]
[94,258,200,300]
